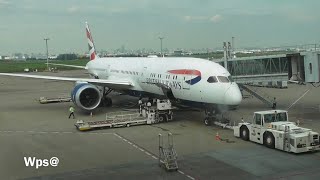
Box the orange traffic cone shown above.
[215,132,221,141]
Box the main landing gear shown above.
[100,87,113,107]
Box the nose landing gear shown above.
[204,107,215,126]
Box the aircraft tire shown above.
[204,117,211,126]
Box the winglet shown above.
[85,22,99,61]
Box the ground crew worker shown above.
[69,106,75,119]
[147,101,152,113]
[272,97,277,109]
[138,98,143,115]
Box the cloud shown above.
[0,0,9,5]
[67,6,79,13]
[0,0,10,8]
[184,15,207,21]
[184,14,222,23]
[209,14,222,23]
[284,11,317,23]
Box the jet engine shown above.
[71,83,101,111]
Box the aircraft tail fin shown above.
[85,22,99,61]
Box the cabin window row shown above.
[150,74,178,80]
[120,70,139,75]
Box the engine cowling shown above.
[71,83,101,111]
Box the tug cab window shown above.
[217,76,230,83]
[255,114,262,125]
[207,76,217,83]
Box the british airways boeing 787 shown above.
[0,23,242,125]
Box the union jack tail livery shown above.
[86,22,99,61]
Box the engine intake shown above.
[71,83,101,111]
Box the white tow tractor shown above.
[75,99,173,131]
[234,110,320,153]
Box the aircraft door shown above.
[105,64,110,78]
[139,67,148,86]
[182,69,192,99]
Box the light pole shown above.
[44,38,50,71]
[158,37,164,57]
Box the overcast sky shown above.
[0,0,319,54]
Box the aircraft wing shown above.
[0,73,133,89]
[47,63,87,69]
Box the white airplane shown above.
[0,23,242,125]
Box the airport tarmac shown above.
[1,70,320,180]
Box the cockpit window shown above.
[228,76,234,82]
[207,76,218,83]
[217,76,230,83]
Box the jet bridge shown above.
[215,51,320,86]
[288,51,320,84]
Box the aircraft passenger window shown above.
[207,76,217,83]
[217,76,230,83]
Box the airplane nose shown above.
[224,85,242,105]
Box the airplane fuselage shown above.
[86,56,242,108]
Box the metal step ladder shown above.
[159,133,178,171]
[238,84,273,107]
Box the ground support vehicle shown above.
[234,110,320,153]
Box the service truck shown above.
[75,99,173,131]
[234,110,320,153]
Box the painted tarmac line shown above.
[186,175,195,180]
[114,133,196,180]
